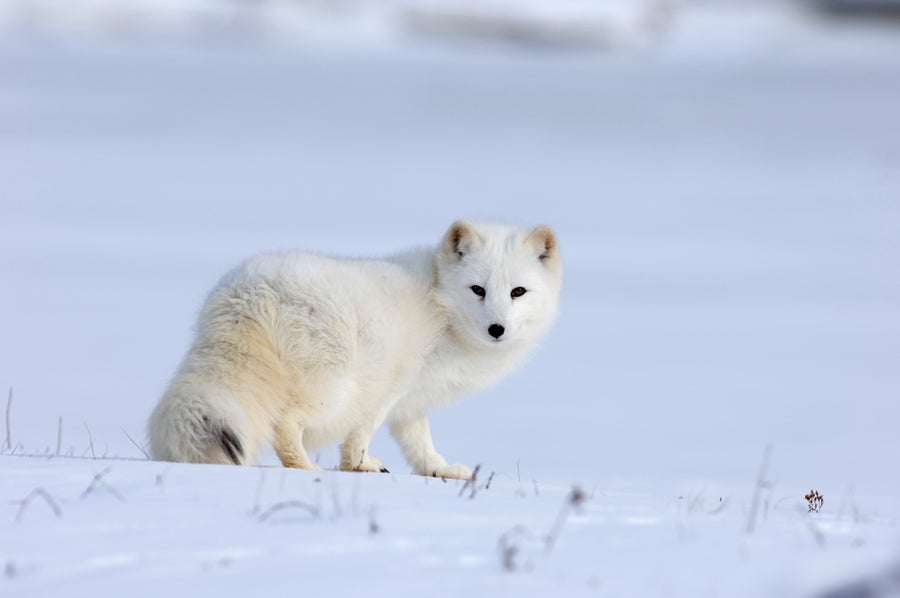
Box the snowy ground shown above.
[2,1,900,595]
[3,456,899,597]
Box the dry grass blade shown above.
[747,443,773,534]
[82,423,96,459]
[545,486,586,553]
[15,488,63,523]
[5,387,13,451]
[457,464,481,498]
[123,429,150,459]
[368,505,379,535]
[81,467,126,502]
[498,525,527,572]
[257,500,320,522]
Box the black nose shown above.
[488,324,505,339]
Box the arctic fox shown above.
[148,221,561,479]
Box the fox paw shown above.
[341,453,389,474]
[281,456,323,471]
[429,463,473,480]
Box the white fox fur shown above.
[148,220,561,479]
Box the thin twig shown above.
[545,486,586,553]
[707,496,730,515]
[457,464,481,498]
[2,451,147,463]
[5,387,13,451]
[56,417,63,456]
[469,465,482,499]
[83,423,96,459]
[81,468,125,502]
[257,501,319,522]
[807,520,826,548]
[252,469,266,514]
[123,429,150,459]
[746,443,773,534]
[329,475,343,519]
[352,474,360,517]
[368,505,379,535]
[15,488,63,523]
[498,525,529,572]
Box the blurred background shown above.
[2,0,899,498]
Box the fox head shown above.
[435,220,562,350]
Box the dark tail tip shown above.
[218,426,244,465]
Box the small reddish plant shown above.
[805,489,824,513]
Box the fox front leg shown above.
[390,415,473,480]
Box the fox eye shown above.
[470,285,486,298]
[511,287,527,299]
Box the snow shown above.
[4,457,899,597]
[2,1,900,596]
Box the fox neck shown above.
[414,325,530,405]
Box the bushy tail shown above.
[148,387,247,465]
[217,425,244,464]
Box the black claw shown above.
[380,467,390,473]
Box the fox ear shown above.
[527,225,558,264]
[443,220,480,259]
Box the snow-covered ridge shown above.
[4,0,900,62]
[0,0,667,50]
